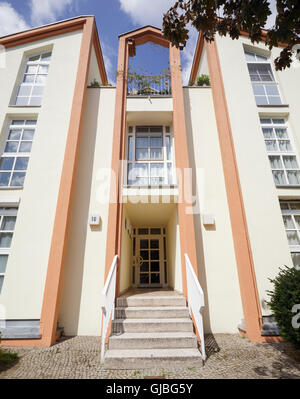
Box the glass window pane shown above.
[275,128,288,139]
[166,136,171,160]
[26,65,37,74]
[265,140,277,151]
[287,171,300,185]
[29,96,42,106]
[10,172,26,186]
[151,262,160,272]
[283,215,295,229]
[38,65,49,74]
[151,273,160,284]
[15,157,29,170]
[140,239,149,249]
[12,120,25,126]
[140,262,149,272]
[128,136,133,161]
[260,118,272,124]
[0,172,11,186]
[268,96,282,105]
[23,74,35,83]
[8,129,22,140]
[5,142,18,153]
[1,216,16,231]
[22,129,35,140]
[255,96,268,105]
[32,86,44,96]
[272,119,285,124]
[150,239,159,248]
[294,216,300,229]
[25,120,37,126]
[269,156,283,169]
[29,54,40,62]
[0,232,13,248]
[135,163,148,177]
[140,274,149,284]
[140,250,149,260]
[15,97,29,106]
[0,255,8,274]
[151,250,159,260]
[252,84,265,95]
[136,148,148,160]
[17,85,32,97]
[287,231,300,245]
[136,137,148,148]
[272,170,286,185]
[279,140,292,152]
[41,52,52,61]
[150,148,163,160]
[19,142,33,153]
[265,85,279,95]
[0,157,14,170]
[245,51,256,61]
[150,136,162,147]
[0,276,4,293]
[290,203,300,210]
[262,128,274,138]
[35,75,46,84]
[280,202,289,210]
[291,253,300,269]
[283,156,298,169]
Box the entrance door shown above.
[136,235,163,287]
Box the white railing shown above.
[185,254,206,361]
[100,255,118,364]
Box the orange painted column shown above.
[169,45,199,298]
[104,37,128,295]
[206,40,263,342]
[39,17,95,347]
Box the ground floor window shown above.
[280,200,300,269]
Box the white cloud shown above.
[0,2,29,37]
[119,0,174,27]
[30,0,74,26]
[101,40,116,85]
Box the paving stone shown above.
[0,334,299,379]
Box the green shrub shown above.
[196,74,210,86]
[267,266,300,348]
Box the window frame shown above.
[0,206,18,293]
[260,117,300,187]
[280,201,300,269]
[0,118,37,188]
[245,50,283,106]
[125,126,176,187]
[14,51,52,107]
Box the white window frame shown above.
[280,201,300,269]
[261,117,300,186]
[125,126,176,187]
[14,51,52,106]
[0,118,37,188]
[245,50,283,106]
[0,206,18,293]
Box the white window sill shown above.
[0,187,23,190]
[276,185,300,188]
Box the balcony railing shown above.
[127,73,171,96]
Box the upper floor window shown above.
[15,51,52,106]
[0,206,18,293]
[245,50,282,106]
[261,118,300,186]
[0,119,36,188]
[127,126,175,186]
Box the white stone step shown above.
[109,331,197,349]
[104,348,203,369]
[112,318,193,333]
[115,306,189,319]
[116,295,186,308]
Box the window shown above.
[127,126,175,186]
[260,118,300,186]
[245,50,282,105]
[0,119,36,187]
[280,201,300,270]
[0,207,18,293]
[15,51,52,106]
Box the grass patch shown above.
[0,349,19,372]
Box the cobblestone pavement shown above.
[0,334,299,379]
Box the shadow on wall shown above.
[58,89,101,334]
[183,88,212,334]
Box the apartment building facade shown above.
[0,16,298,362]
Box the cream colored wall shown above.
[195,45,209,79]
[58,87,115,336]
[87,46,102,86]
[120,208,132,294]
[216,34,297,315]
[184,87,244,333]
[0,30,83,320]
[166,207,182,293]
[127,97,172,113]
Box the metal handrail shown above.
[185,253,206,361]
[100,255,118,364]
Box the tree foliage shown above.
[267,266,300,348]
[162,0,300,70]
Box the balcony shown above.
[127,72,171,97]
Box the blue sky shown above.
[0,0,277,85]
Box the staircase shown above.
[104,289,203,369]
